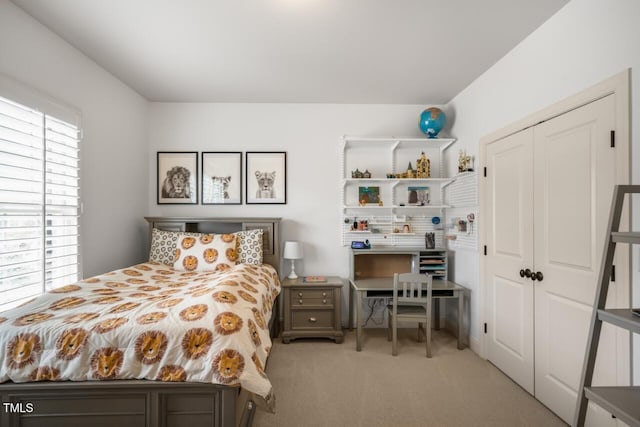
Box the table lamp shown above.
[283,241,303,279]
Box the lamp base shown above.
[288,259,298,280]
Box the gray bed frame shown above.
[0,217,282,427]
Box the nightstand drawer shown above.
[281,277,344,343]
[291,309,334,329]
[291,289,334,306]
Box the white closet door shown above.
[533,94,617,425]
[485,128,534,393]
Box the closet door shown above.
[485,128,534,393]
[533,94,617,425]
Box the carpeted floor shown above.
[254,328,567,427]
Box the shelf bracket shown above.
[440,139,456,153]
[441,178,456,190]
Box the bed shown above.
[0,217,282,427]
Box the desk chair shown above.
[387,273,433,357]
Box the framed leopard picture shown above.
[157,152,198,204]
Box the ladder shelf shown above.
[611,231,640,244]
[573,185,640,427]
[583,387,640,427]
[597,309,640,335]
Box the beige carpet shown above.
[254,329,567,427]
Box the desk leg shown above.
[349,281,354,330]
[434,299,440,330]
[356,289,363,352]
[457,290,464,350]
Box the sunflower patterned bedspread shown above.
[0,262,280,406]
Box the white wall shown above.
[148,103,436,323]
[445,0,640,372]
[0,0,149,277]
[8,0,638,367]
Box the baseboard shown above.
[442,317,482,357]
[469,335,481,356]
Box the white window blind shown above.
[0,95,81,312]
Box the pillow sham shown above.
[235,229,264,265]
[149,228,178,265]
[149,228,202,266]
[173,233,239,272]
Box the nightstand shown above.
[281,276,344,344]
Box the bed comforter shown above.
[0,262,280,407]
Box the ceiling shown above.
[11,0,569,104]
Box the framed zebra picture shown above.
[201,152,242,205]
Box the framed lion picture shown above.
[246,152,287,204]
[157,152,198,204]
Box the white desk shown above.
[350,277,466,352]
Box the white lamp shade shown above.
[283,241,304,259]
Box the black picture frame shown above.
[201,152,242,205]
[245,152,287,204]
[157,151,198,204]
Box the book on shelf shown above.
[303,276,327,283]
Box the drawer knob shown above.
[322,292,327,297]
[298,292,303,297]
[298,299,303,304]
[308,317,317,323]
[322,299,327,304]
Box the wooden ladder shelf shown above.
[574,185,640,427]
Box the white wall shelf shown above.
[342,205,451,210]
[343,136,456,152]
[343,178,454,184]
[341,135,464,248]
[443,171,478,251]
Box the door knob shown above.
[531,271,544,282]
[520,268,532,278]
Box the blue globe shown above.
[419,107,446,138]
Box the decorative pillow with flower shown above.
[149,229,202,266]
[234,229,264,265]
[173,233,239,272]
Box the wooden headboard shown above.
[144,217,282,275]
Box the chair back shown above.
[392,273,432,306]
[389,272,434,357]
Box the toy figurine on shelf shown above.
[416,151,430,178]
[405,162,416,179]
[458,149,474,173]
[362,169,372,179]
[377,195,383,206]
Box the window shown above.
[0,95,81,312]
